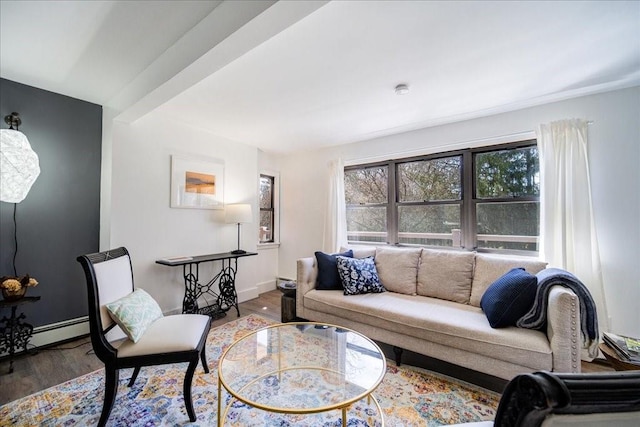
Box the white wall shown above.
[278,86,640,337]
[109,111,260,314]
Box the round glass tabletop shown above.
[218,322,386,414]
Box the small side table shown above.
[599,343,640,371]
[277,281,297,323]
[0,296,40,374]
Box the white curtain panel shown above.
[323,158,348,253]
[537,119,610,350]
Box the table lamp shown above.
[225,204,252,254]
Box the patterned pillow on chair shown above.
[106,288,164,342]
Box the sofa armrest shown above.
[296,257,317,318]
[547,285,581,373]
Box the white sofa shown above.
[296,246,582,380]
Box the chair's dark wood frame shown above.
[494,370,640,426]
[77,247,212,427]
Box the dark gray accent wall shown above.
[0,78,102,327]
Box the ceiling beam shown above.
[112,0,329,124]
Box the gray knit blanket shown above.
[517,268,599,359]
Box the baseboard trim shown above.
[256,279,277,295]
[238,287,260,303]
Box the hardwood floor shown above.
[0,290,282,405]
[0,289,613,404]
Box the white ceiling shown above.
[1,1,639,154]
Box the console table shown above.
[156,252,257,319]
[0,296,40,374]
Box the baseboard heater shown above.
[30,316,90,348]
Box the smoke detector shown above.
[395,84,409,95]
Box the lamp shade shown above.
[225,203,252,224]
[0,129,40,203]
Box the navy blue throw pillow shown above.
[315,250,353,290]
[480,268,538,328]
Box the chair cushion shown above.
[374,246,421,295]
[337,256,385,295]
[106,289,163,343]
[481,268,538,328]
[315,250,353,290]
[116,314,210,358]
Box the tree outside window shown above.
[259,174,275,243]
[345,140,539,254]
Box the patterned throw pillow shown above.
[105,288,164,342]
[336,256,385,296]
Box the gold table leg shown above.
[342,406,347,427]
[217,378,222,426]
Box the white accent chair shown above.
[77,247,212,427]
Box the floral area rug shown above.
[0,314,499,426]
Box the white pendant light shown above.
[0,113,40,203]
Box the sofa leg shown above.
[393,346,403,366]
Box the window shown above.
[345,140,539,254]
[259,174,275,243]
[474,145,539,251]
[344,165,388,244]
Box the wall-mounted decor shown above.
[171,155,224,209]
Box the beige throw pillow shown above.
[374,247,422,295]
[469,253,547,307]
[417,249,475,303]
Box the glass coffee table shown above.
[218,322,386,426]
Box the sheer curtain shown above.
[537,119,609,348]
[323,158,348,253]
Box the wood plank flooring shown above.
[0,289,613,405]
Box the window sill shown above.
[257,242,280,250]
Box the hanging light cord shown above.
[12,203,18,276]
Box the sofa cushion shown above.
[374,247,422,295]
[337,256,385,295]
[417,249,475,303]
[303,289,552,370]
[340,246,377,259]
[315,250,353,290]
[481,268,538,328]
[470,254,547,307]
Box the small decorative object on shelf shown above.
[1,274,38,301]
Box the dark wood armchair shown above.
[493,370,640,426]
[77,247,212,426]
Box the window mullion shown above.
[462,151,476,250]
[388,161,398,245]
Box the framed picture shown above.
[171,155,224,209]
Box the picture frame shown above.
[170,155,224,209]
